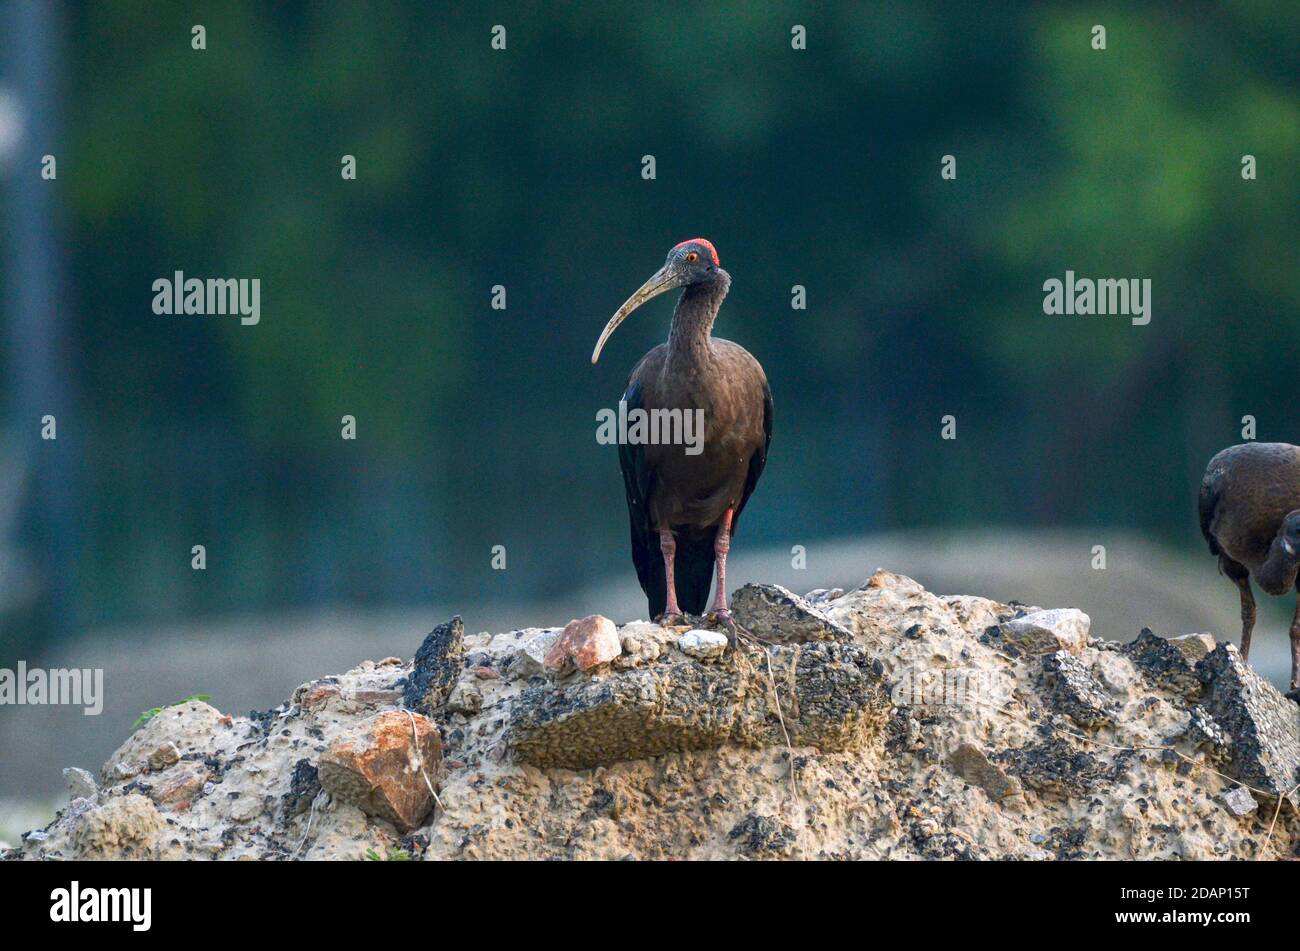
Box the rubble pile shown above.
[6,571,1298,860]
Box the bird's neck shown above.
[1257,534,1300,595]
[667,269,731,364]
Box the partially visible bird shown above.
[591,239,771,639]
[1199,442,1300,695]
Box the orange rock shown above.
[544,615,622,672]
[150,765,208,809]
[318,711,441,832]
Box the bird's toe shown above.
[709,609,745,648]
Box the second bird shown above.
[1199,441,1300,694]
[592,239,772,639]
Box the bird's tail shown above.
[1197,472,1222,557]
[635,526,717,618]
[673,528,718,616]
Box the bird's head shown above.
[1282,511,1300,556]
[591,239,723,364]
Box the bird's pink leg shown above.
[713,507,734,614]
[709,508,748,647]
[659,528,683,620]
[1234,575,1255,661]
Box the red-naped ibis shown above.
[1199,442,1300,695]
[591,239,772,639]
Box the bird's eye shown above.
[685,252,699,263]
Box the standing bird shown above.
[591,239,771,638]
[1199,442,1300,696]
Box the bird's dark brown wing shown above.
[1198,464,1224,557]
[618,378,666,615]
[733,377,773,530]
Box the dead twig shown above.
[403,708,444,813]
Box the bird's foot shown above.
[657,612,690,629]
[708,609,747,648]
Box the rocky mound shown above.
[6,570,1299,860]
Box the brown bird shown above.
[591,239,771,639]
[1199,442,1300,695]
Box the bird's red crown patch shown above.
[672,238,719,265]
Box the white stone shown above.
[63,767,98,800]
[1221,785,1258,817]
[508,628,561,679]
[804,588,844,604]
[999,609,1090,655]
[677,629,728,660]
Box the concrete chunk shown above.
[101,700,224,786]
[730,583,853,644]
[507,641,891,769]
[1041,651,1119,728]
[319,710,441,832]
[70,794,171,860]
[63,767,98,801]
[403,616,465,715]
[1122,628,1208,698]
[999,609,1090,655]
[1197,644,1300,805]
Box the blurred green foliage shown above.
[1,1,1297,644]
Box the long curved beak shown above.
[591,264,681,364]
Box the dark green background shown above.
[2,2,1297,654]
